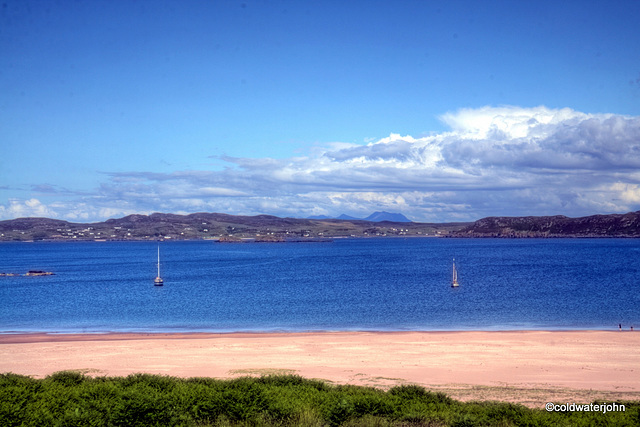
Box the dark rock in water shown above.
[26,270,55,276]
[1,270,55,276]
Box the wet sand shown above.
[1,330,639,408]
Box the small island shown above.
[0,270,55,277]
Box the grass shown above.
[1,372,638,426]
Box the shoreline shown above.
[2,235,639,243]
[0,324,627,336]
[0,328,632,341]
[2,330,639,407]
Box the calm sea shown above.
[0,239,638,333]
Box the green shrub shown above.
[323,395,356,426]
[0,374,40,427]
[389,384,454,405]
[119,373,178,392]
[46,370,86,387]
[111,389,178,426]
[0,372,638,426]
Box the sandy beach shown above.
[1,330,639,408]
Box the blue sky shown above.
[2,0,640,222]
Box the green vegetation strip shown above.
[1,372,638,426]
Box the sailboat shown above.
[451,258,459,287]
[154,246,163,286]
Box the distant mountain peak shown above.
[306,214,332,220]
[364,211,412,223]
[337,214,359,220]
[307,211,411,222]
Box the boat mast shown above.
[452,258,455,282]
[452,258,459,287]
[154,245,164,286]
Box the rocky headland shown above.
[453,210,640,237]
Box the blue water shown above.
[1,239,639,333]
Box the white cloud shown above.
[2,106,639,222]
[0,199,58,219]
[438,105,589,139]
[604,183,640,204]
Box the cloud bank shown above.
[3,106,640,222]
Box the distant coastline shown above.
[0,212,467,242]
[0,210,638,242]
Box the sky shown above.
[1,0,640,223]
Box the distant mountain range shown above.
[307,211,412,222]
[1,210,638,242]
[0,212,459,241]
